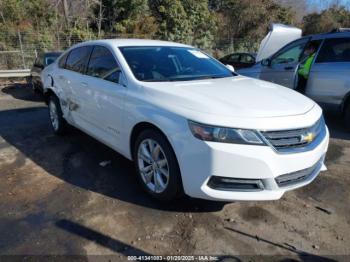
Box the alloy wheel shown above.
[137,138,170,193]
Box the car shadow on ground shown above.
[1,82,44,102]
[0,85,348,213]
[0,106,227,213]
[56,219,152,255]
[324,112,350,140]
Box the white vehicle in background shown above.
[42,39,329,201]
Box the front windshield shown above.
[119,46,235,82]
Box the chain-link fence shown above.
[0,31,259,71]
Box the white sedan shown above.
[42,39,329,201]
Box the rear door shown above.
[260,38,310,88]
[306,37,350,109]
[59,46,93,129]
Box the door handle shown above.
[284,66,294,70]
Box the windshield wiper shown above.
[142,75,231,82]
[187,75,230,80]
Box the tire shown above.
[133,129,183,201]
[26,76,35,90]
[344,102,350,130]
[48,95,68,135]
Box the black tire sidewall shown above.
[49,95,66,135]
[133,129,183,201]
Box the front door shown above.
[83,45,126,150]
[260,38,310,89]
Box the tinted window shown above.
[58,52,69,68]
[65,46,92,73]
[240,54,254,63]
[44,54,60,66]
[316,38,350,63]
[86,46,121,83]
[272,39,309,65]
[120,46,233,82]
[228,54,240,63]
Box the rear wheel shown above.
[48,95,67,135]
[26,76,36,91]
[134,129,183,201]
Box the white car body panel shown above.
[42,39,329,201]
[256,23,302,62]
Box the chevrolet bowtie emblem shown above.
[300,132,315,143]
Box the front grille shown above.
[275,156,324,188]
[260,116,325,153]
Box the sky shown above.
[307,0,350,12]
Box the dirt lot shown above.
[0,80,349,261]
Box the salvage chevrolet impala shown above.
[42,39,329,201]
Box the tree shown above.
[303,5,350,35]
[210,0,296,53]
[149,0,216,49]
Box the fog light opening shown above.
[207,176,264,192]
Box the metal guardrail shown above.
[0,69,31,78]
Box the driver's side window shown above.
[272,39,309,65]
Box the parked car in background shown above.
[239,27,350,129]
[219,52,256,70]
[27,52,62,93]
[41,39,328,202]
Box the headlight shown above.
[188,121,265,145]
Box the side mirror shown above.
[261,58,271,67]
[226,64,235,72]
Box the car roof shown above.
[72,39,192,48]
[44,52,62,56]
[308,31,350,40]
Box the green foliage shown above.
[0,0,349,57]
[303,6,350,35]
[148,0,216,50]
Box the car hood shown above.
[256,23,302,62]
[141,76,315,119]
[237,63,262,77]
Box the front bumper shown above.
[174,126,329,201]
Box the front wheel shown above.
[134,129,183,201]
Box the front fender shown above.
[122,98,189,162]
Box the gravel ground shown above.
[0,80,349,261]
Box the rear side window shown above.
[65,46,92,73]
[228,54,240,63]
[240,54,254,63]
[86,46,121,83]
[58,52,69,68]
[316,38,350,63]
